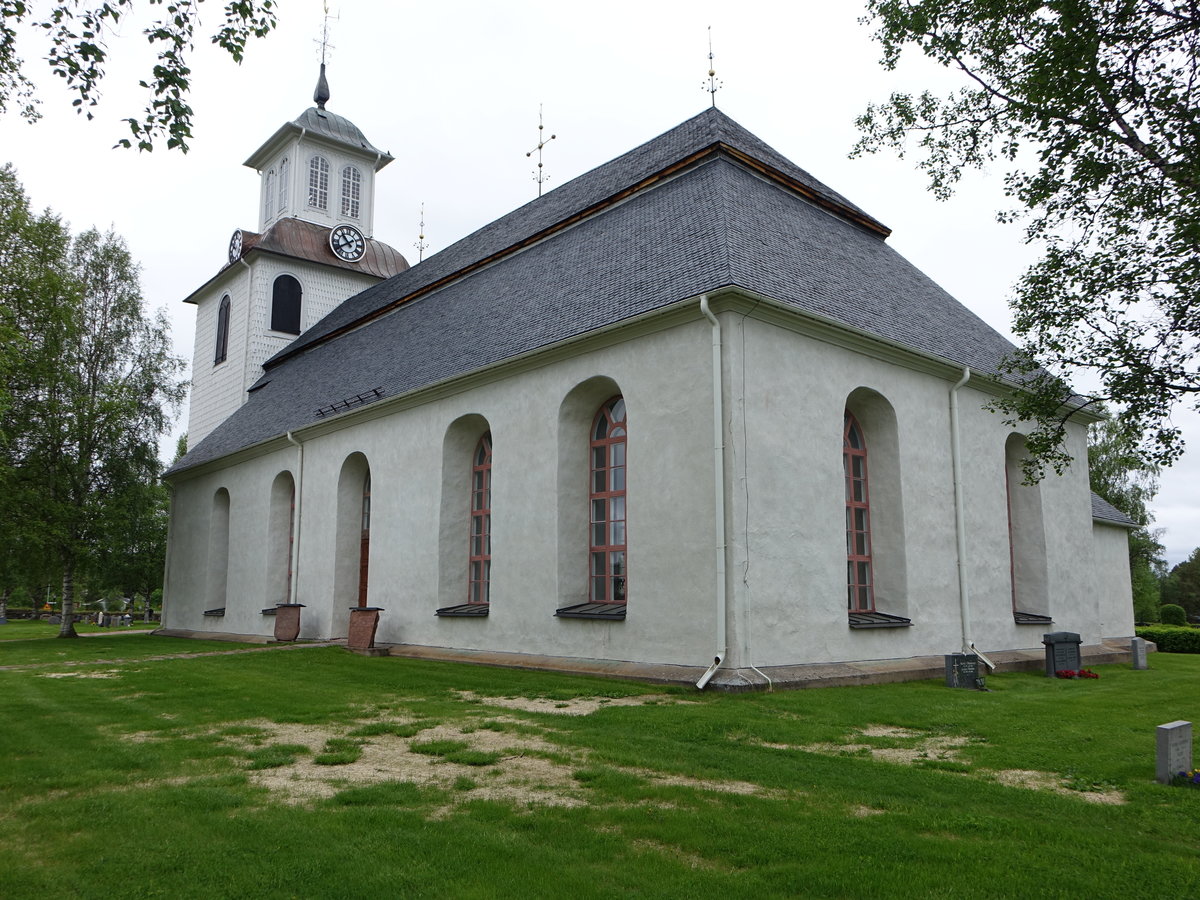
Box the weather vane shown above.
[414,203,429,262]
[703,26,722,108]
[316,2,338,66]
[526,104,557,198]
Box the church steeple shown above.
[314,62,330,110]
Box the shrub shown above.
[1160,604,1188,625]
[1136,626,1200,654]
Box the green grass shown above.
[2,631,1199,898]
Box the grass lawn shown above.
[1,632,1198,899]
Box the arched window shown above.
[263,168,275,223]
[214,295,231,364]
[267,472,296,605]
[341,165,361,218]
[270,275,302,335]
[468,432,492,605]
[589,396,627,605]
[206,488,230,614]
[1005,434,1050,621]
[308,155,329,209]
[844,411,874,613]
[358,472,371,608]
[277,157,289,213]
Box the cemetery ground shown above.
[1,631,1198,899]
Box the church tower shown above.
[184,65,408,447]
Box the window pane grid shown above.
[341,166,361,218]
[589,397,628,605]
[308,156,329,209]
[844,412,874,613]
[468,433,492,605]
[278,157,289,213]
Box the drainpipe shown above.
[285,431,305,605]
[949,367,996,670]
[696,295,727,689]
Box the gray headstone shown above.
[1131,636,1149,670]
[1043,631,1082,676]
[944,653,984,689]
[1156,720,1193,784]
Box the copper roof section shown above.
[183,218,408,305]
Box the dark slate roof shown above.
[244,106,393,171]
[1090,492,1139,528]
[264,108,888,367]
[169,109,1022,475]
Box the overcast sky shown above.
[1,0,1196,566]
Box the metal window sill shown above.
[555,602,627,621]
[848,610,912,629]
[436,603,490,618]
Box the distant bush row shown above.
[1136,626,1200,654]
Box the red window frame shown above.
[358,472,371,608]
[844,411,874,613]
[590,396,628,605]
[468,432,492,605]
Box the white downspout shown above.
[949,367,996,670]
[285,431,305,605]
[696,295,727,689]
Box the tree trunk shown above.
[57,559,79,638]
[0,586,9,624]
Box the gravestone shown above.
[1131,636,1149,670]
[1042,631,1082,676]
[1156,720,1193,784]
[273,604,305,642]
[944,653,984,689]
[347,607,383,651]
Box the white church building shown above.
[161,70,1137,688]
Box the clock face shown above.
[330,224,366,262]
[228,229,243,263]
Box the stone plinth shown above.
[1042,631,1082,676]
[1157,720,1193,784]
[273,604,305,642]
[1131,636,1149,670]
[347,607,383,651]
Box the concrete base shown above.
[347,646,390,657]
[380,638,1137,691]
[150,629,1140,691]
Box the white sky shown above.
[1,0,1196,566]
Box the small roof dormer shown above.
[245,64,393,233]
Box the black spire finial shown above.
[314,62,330,110]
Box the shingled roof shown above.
[1090,492,1139,528]
[170,108,1025,475]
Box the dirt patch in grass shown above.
[776,727,1127,805]
[455,691,688,716]
[38,670,122,679]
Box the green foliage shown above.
[313,738,363,766]
[1137,625,1200,653]
[1161,547,1200,618]
[0,1,277,152]
[0,165,185,635]
[1159,604,1188,626]
[856,1,1200,475]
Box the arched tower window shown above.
[359,472,371,608]
[277,157,289,213]
[844,411,874,613]
[263,168,275,223]
[590,396,627,605]
[214,295,231,364]
[341,165,362,218]
[308,155,329,210]
[270,275,302,335]
[468,432,492,605]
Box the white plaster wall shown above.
[1092,523,1135,638]
[289,143,377,235]
[187,269,252,446]
[162,447,298,637]
[166,319,720,667]
[732,315,1108,667]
